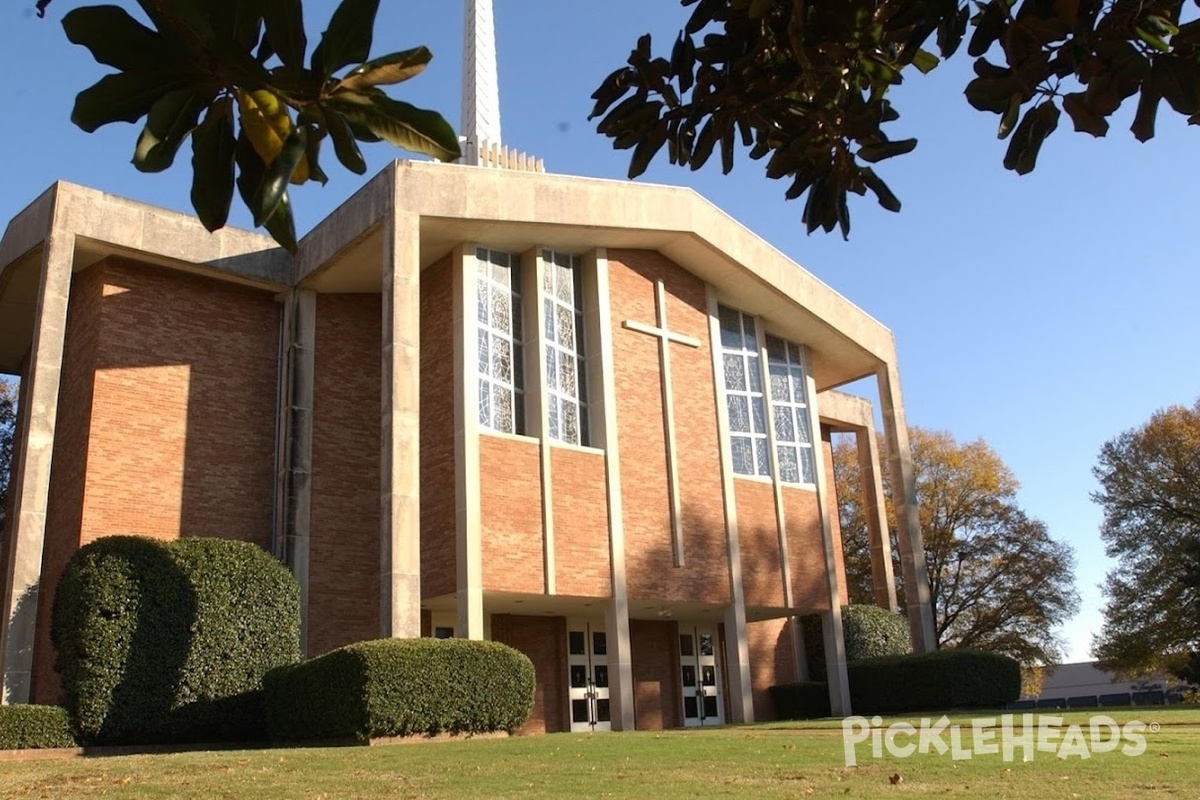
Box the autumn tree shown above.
[832,428,1079,665]
[592,0,1200,237]
[0,381,15,530]
[1092,399,1200,684]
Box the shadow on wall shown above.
[30,257,279,704]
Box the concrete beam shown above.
[380,205,422,639]
[453,246,484,640]
[0,225,74,704]
[876,360,936,653]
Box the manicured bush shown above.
[848,649,1021,714]
[768,682,831,720]
[265,638,535,742]
[51,536,301,745]
[801,604,912,680]
[0,705,76,750]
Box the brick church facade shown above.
[0,162,935,732]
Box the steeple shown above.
[460,0,502,166]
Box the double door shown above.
[680,625,723,727]
[567,620,610,732]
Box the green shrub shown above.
[51,536,301,745]
[0,705,76,749]
[801,604,913,679]
[768,682,831,720]
[265,638,535,741]
[842,605,912,663]
[848,649,1021,714]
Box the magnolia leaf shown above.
[312,0,380,78]
[262,0,306,69]
[628,120,669,179]
[190,97,237,232]
[912,49,939,75]
[328,91,459,161]
[62,5,177,72]
[71,72,185,133]
[133,88,210,172]
[1131,87,1162,143]
[1062,92,1109,137]
[236,88,301,177]
[861,168,901,213]
[998,93,1021,139]
[235,131,297,251]
[335,46,432,92]
[857,138,917,163]
[324,107,368,174]
[253,126,308,226]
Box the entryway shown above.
[679,625,723,727]
[567,619,610,732]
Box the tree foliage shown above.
[832,427,1079,665]
[1092,399,1200,683]
[591,0,1200,238]
[41,0,460,252]
[0,381,15,531]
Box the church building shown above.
[0,1,934,733]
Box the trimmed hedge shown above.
[768,682,831,720]
[842,605,913,663]
[0,705,76,750]
[801,604,913,680]
[848,649,1021,714]
[265,638,535,741]
[51,536,301,745]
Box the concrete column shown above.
[858,424,898,612]
[586,248,634,731]
[704,288,754,724]
[282,289,316,654]
[453,246,484,639]
[380,212,421,639]
[876,361,936,653]
[524,249,555,594]
[803,358,850,716]
[0,231,74,704]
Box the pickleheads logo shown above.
[841,714,1155,766]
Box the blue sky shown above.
[4,2,1199,663]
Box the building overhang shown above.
[297,161,897,391]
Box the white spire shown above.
[461,0,502,165]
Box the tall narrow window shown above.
[718,305,769,477]
[476,247,524,435]
[766,335,816,485]
[542,250,588,446]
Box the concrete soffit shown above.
[298,160,899,390]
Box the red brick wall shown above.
[33,259,279,702]
[630,619,681,730]
[309,293,381,656]
[551,447,610,597]
[735,479,786,610]
[479,435,544,593]
[420,256,456,599]
[747,617,797,721]
[491,614,567,734]
[783,486,828,612]
[608,250,728,605]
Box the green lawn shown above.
[2,708,1198,799]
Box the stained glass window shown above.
[476,248,525,435]
[718,306,770,477]
[542,250,589,446]
[766,334,816,485]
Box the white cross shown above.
[622,279,701,567]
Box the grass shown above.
[1,708,1198,799]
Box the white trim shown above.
[524,248,556,595]
[454,244,485,639]
[548,440,606,457]
[706,286,754,725]
[587,247,635,731]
